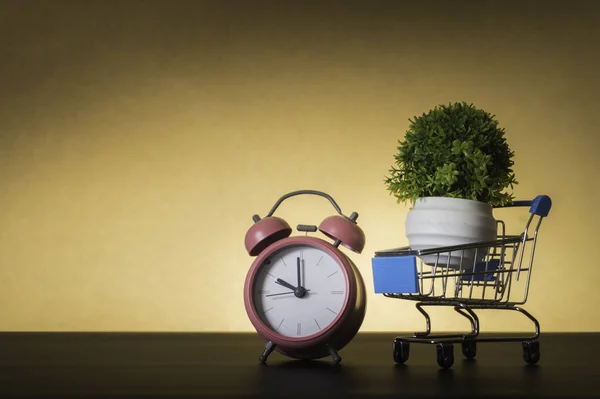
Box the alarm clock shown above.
[243,189,367,364]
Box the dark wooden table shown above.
[0,332,598,398]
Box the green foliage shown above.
[385,102,518,206]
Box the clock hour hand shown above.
[275,278,296,291]
[275,277,308,298]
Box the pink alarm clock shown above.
[243,190,367,364]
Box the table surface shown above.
[1,331,599,398]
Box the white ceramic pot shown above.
[405,197,497,269]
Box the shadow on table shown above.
[387,357,543,397]
[254,359,357,398]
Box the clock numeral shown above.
[315,256,323,267]
[327,271,339,278]
[263,270,275,278]
[263,307,273,314]
[281,257,288,267]
[330,290,344,294]
[277,319,285,331]
[326,307,338,315]
[297,322,301,336]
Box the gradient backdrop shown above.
[1,0,598,333]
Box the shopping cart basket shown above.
[371,195,552,368]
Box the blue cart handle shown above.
[494,195,552,217]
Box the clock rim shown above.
[244,236,358,349]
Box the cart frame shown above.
[371,195,552,368]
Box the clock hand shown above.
[297,257,301,288]
[276,278,308,298]
[275,278,296,291]
[266,289,310,297]
[266,291,294,297]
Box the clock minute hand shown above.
[297,257,301,288]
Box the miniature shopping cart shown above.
[371,195,552,368]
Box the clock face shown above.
[251,243,349,339]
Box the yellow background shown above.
[0,1,598,333]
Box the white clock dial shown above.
[252,244,348,338]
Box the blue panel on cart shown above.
[530,195,552,217]
[462,259,500,281]
[371,256,418,294]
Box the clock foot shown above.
[326,344,342,364]
[259,341,276,364]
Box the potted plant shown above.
[384,101,518,268]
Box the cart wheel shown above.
[522,340,540,364]
[393,339,410,364]
[461,341,477,360]
[436,343,454,369]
